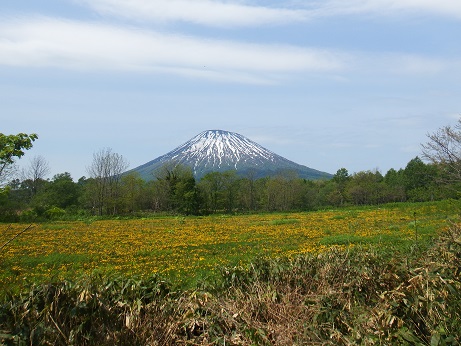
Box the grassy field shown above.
[1,200,460,345]
[1,200,459,295]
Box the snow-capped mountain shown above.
[131,130,331,180]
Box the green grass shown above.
[320,233,415,246]
[0,200,459,297]
[269,218,300,225]
[40,223,74,231]
[19,253,90,268]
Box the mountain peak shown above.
[131,130,331,180]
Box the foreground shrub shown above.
[0,274,173,345]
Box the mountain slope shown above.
[131,130,331,180]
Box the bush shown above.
[19,209,38,222]
[44,206,66,220]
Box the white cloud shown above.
[78,0,461,26]
[78,0,309,27]
[376,0,461,18]
[316,0,461,19]
[350,51,458,78]
[0,16,343,83]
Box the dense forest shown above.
[0,155,458,221]
[1,119,460,221]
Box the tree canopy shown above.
[0,133,38,184]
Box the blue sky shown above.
[2,0,461,179]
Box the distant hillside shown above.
[129,130,332,180]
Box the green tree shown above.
[40,172,80,209]
[174,174,199,215]
[120,172,145,213]
[310,179,337,208]
[221,171,240,213]
[0,133,38,185]
[0,133,37,219]
[331,168,350,205]
[346,170,384,205]
[403,157,437,201]
[198,171,225,213]
[145,179,170,212]
[154,164,198,214]
[333,168,350,185]
[238,170,259,211]
[265,171,303,211]
[199,171,242,213]
[383,168,406,202]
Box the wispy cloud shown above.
[78,0,309,27]
[360,53,456,76]
[1,1,458,84]
[78,0,461,27]
[312,0,461,19]
[0,16,344,84]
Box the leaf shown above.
[431,333,441,346]
[398,328,420,343]
[445,283,457,295]
[136,298,142,312]
[0,332,14,340]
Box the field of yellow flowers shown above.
[0,201,458,294]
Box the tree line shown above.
[0,156,456,221]
[1,119,461,220]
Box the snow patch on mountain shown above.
[130,129,331,180]
[161,130,279,174]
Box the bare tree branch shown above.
[0,224,34,253]
[22,155,51,182]
[421,117,461,183]
[86,148,129,215]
